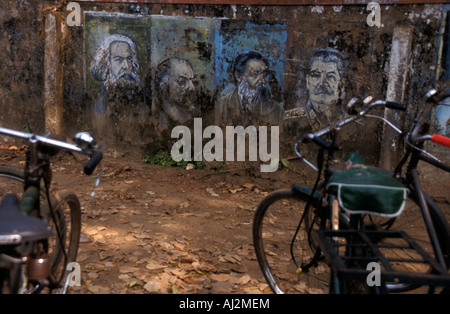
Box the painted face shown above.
[242,59,269,90]
[110,41,133,79]
[167,59,196,105]
[237,59,275,114]
[306,60,342,110]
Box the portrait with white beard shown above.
[215,51,284,127]
[89,34,150,146]
[90,34,143,114]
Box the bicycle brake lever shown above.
[90,162,104,198]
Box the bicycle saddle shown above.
[0,194,54,245]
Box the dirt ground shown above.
[0,144,448,294]
[0,144,316,294]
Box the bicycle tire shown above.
[253,188,328,294]
[43,191,81,293]
[0,166,26,194]
[253,186,450,294]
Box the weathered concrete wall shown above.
[0,1,448,176]
[0,0,56,136]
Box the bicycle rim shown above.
[253,189,329,294]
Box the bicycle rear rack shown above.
[316,229,450,289]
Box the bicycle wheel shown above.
[0,166,26,198]
[41,191,81,293]
[0,167,81,293]
[375,188,450,293]
[253,188,329,294]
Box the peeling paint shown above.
[231,5,237,19]
[311,5,324,14]
[333,6,343,13]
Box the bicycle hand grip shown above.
[305,133,332,149]
[431,134,450,148]
[84,150,103,175]
[385,101,406,111]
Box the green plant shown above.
[143,152,204,170]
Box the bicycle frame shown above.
[294,88,450,291]
[392,98,450,271]
[0,126,103,293]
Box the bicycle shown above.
[253,88,450,294]
[0,127,103,293]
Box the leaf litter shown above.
[0,147,319,294]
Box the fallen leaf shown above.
[239,274,251,285]
[281,158,291,168]
[119,266,139,273]
[171,284,180,294]
[210,273,230,282]
[206,188,219,197]
[87,285,109,294]
[144,280,161,293]
[145,263,166,270]
[127,280,137,287]
[242,183,256,190]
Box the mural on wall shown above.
[84,13,289,144]
[284,48,347,132]
[149,16,215,133]
[85,13,151,146]
[152,57,199,130]
[90,33,142,114]
[84,12,356,156]
[215,50,284,126]
[214,21,287,126]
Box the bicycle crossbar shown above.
[316,229,450,287]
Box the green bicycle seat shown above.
[326,164,409,218]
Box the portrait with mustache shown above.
[304,48,346,130]
[215,51,284,126]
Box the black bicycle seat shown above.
[0,194,54,245]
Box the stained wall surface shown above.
[0,1,449,173]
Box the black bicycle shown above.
[0,127,103,293]
[253,88,450,294]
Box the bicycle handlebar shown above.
[84,150,103,175]
[385,101,407,111]
[409,88,450,148]
[295,94,428,170]
[296,88,450,171]
[299,99,402,147]
[0,126,103,175]
[431,134,450,148]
